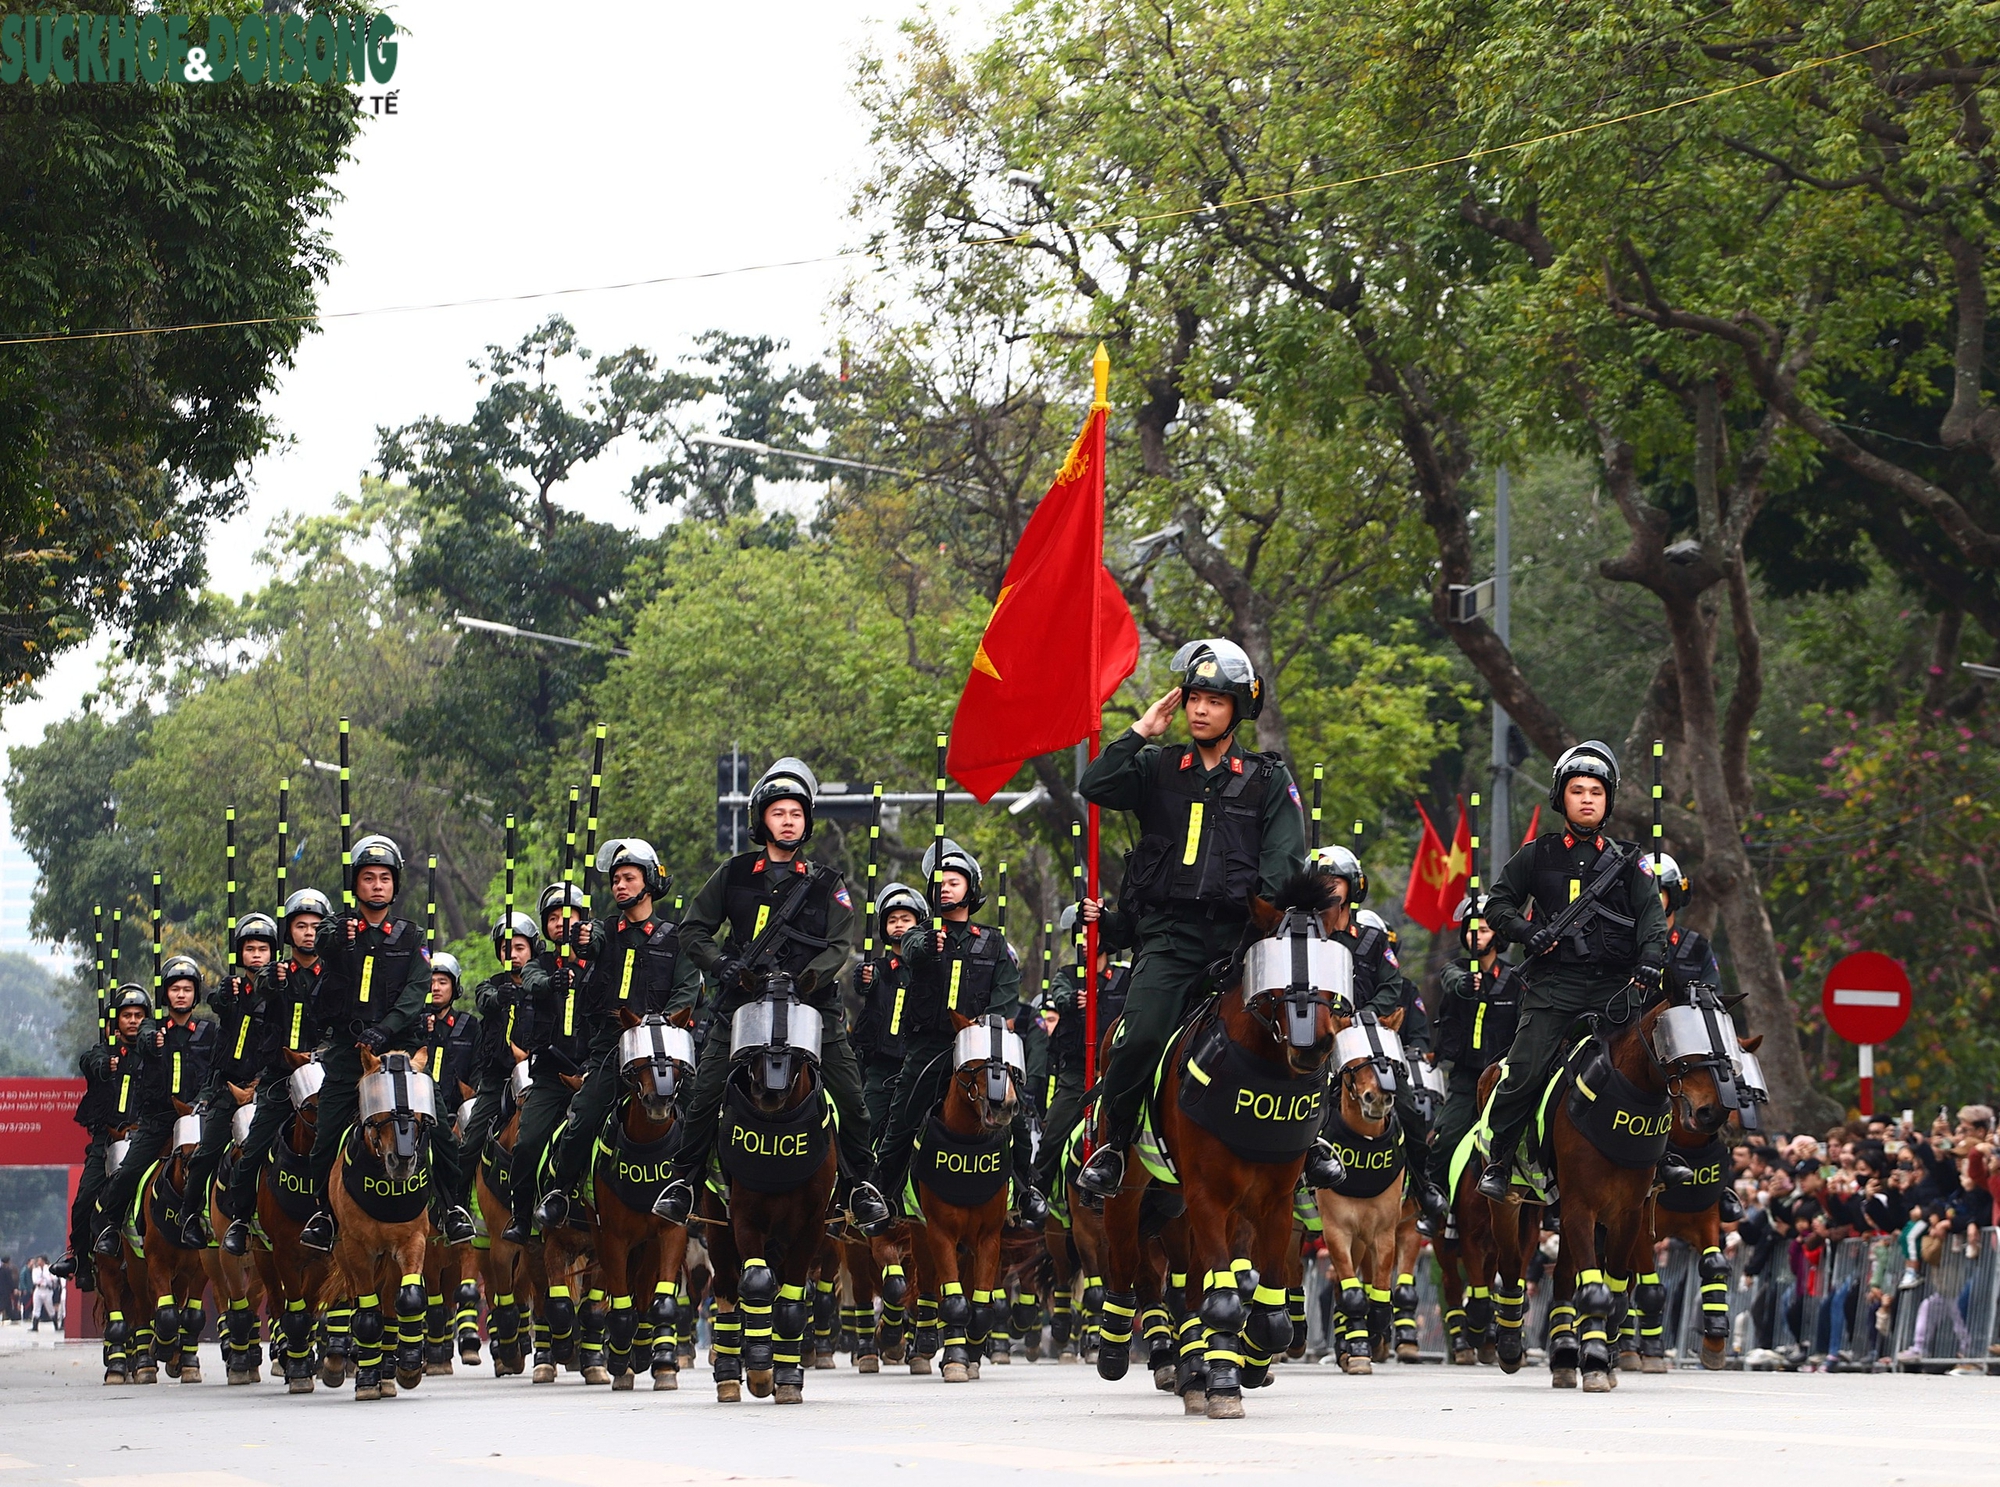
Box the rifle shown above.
[1525,839,1638,966]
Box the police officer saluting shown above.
[302,835,476,1251]
[1427,894,1520,1207]
[1075,639,1307,1201]
[220,889,331,1256]
[182,919,280,1249]
[652,758,890,1234]
[1474,743,1680,1201]
[874,839,1041,1225]
[534,840,701,1230]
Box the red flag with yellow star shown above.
[947,354,1139,802]
[1403,797,1473,932]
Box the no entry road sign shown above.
[1821,951,1912,1045]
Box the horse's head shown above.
[287,1055,325,1139]
[1239,870,1349,1075]
[103,1118,139,1183]
[1333,1009,1405,1125]
[357,1046,436,1181]
[729,969,822,1116]
[167,1098,201,1184]
[1643,985,1749,1135]
[618,1006,697,1123]
[948,1011,1022,1134]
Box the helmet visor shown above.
[1170,638,1255,686]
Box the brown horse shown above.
[906,1011,1021,1383]
[201,1083,268,1383]
[92,1118,153,1385]
[1312,1010,1406,1374]
[586,1009,696,1391]
[120,1102,215,1385]
[321,1047,438,1401]
[1096,873,1344,1419]
[701,970,840,1404]
[473,1058,534,1377]
[418,1079,486,1376]
[1486,986,1731,1392]
[248,1054,332,1392]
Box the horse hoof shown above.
[321,1366,345,1389]
[395,1370,422,1391]
[460,1349,481,1367]
[1700,1349,1724,1372]
[775,1383,803,1404]
[103,1372,126,1386]
[989,1350,1010,1366]
[380,1377,400,1397]
[1205,1394,1245,1420]
[941,1362,969,1383]
[1606,1366,1620,1388]
[1341,1357,1371,1376]
[1025,1341,1042,1362]
[813,1351,834,1370]
[289,1377,315,1395]
[584,1366,612,1385]
[747,1370,774,1399]
[1451,1349,1476,1366]
[1395,1344,1420,1364]
[717,1381,742,1403]
[355,1382,380,1401]
[909,1355,931,1375]
[532,1364,557,1384]
[653,1369,678,1391]
[1551,1368,1577,1389]
[965,1360,981,1380]
[1496,1354,1520,1375]
[180,1366,202,1385]
[1617,1351,1641,1372]
[425,1362,451,1377]
[857,1356,879,1373]
[1581,1371,1612,1394]
[1059,1349,1079,1364]
[1645,1356,1673,1374]
[1370,1341,1389,1364]
[1182,1389,1208,1416]
[1154,1364,1178,1392]
[1476,1344,1498,1366]
[612,1372,634,1392]
[136,1369,159,1386]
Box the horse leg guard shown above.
[773,1282,808,1394]
[1143,1304,1174,1377]
[811,1281,837,1359]
[913,1295,940,1360]
[1246,1284,1292,1358]
[153,1302,179,1360]
[1082,1275,1104,1315]
[608,1299,640,1377]
[546,1286,577,1365]
[351,1298,385,1382]
[879,1263,908,1308]
[1575,1270,1613,1386]
[1698,1247,1730,1340]
[1050,1294,1073,1351]
[1288,1285,1309,1356]
[1011,1293,1040,1338]
[1334,1278,1369,1363]
[1546,1302,1579,1381]
[424,1296,450,1367]
[1093,1289,1135,1380]
[580,1292,610,1378]
[179,1299,205,1373]
[1391,1273,1420,1352]
[395,1278,426,1379]
[711,1309,743,1384]
[1492,1283,1526,1370]
[1465,1289,1493,1351]
[1174,1313,1209,1404]
[739,1261,777,1372]
[939,1285,973,1370]
[1199,1274,1245,1403]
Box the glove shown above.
[1051,985,1079,1014]
[859,960,876,986]
[1632,962,1664,991]
[713,957,746,992]
[143,1026,164,1053]
[356,1026,390,1054]
[1526,923,1560,958]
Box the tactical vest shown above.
[719,854,836,985]
[1051,963,1130,1068]
[852,957,909,1061]
[1565,1045,1672,1168]
[1658,1134,1731,1214]
[1333,922,1391,1010]
[323,916,421,1034]
[213,983,264,1086]
[717,1076,832,1194]
[1435,964,1523,1071]
[903,924,1008,1038]
[528,952,589,1075]
[1175,1021,1327,1163]
[1320,1105,1404,1199]
[594,1124,678,1215]
[160,1017,215,1103]
[590,917,683,1018]
[1529,835,1641,967]
[1665,927,1718,998]
[912,1113,1010,1208]
[338,1129,432,1224]
[1132,745,1275,909]
[83,1040,163,1132]
[255,960,326,1072]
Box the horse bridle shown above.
[951,1015,1020,1122]
[1635,986,1748,1125]
[622,1016,692,1108]
[1242,910,1345,1058]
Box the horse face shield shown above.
[231,1102,256,1146]
[287,1060,326,1110]
[620,1017,696,1110]
[1653,997,1746,1111]
[731,991,823,1096]
[1730,1048,1770,1131]
[953,1015,1026,1108]
[1409,1058,1448,1123]
[171,1114,203,1152]
[1242,921,1352,1050]
[1333,1012,1406,1093]
[358,1055,437,1165]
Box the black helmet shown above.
[1452,893,1490,948]
[281,887,333,944]
[491,912,542,961]
[1653,851,1689,913]
[595,837,669,902]
[1308,844,1369,905]
[875,881,928,938]
[160,954,203,999]
[538,882,588,923]
[110,983,153,1016]
[749,757,819,846]
[1170,637,1263,723]
[231,912,280,955]
[921,837,984,912]
[350,833,405,896]
[1548,740,1619,815]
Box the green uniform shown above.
[220,956,327,1224]
[873,917,1022,1204]
[308,909,432,1205]
[1477,829,1667,1167]
[670,848,869,1183]
[1077,728,1307,1145]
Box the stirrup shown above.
[221,1219,251,1257]
[534,1190,570,1230]
[1076,1144,1125,1200]
[1303,1138,1346,1190]
[1016,1184,1050,1228]
[49,1251,78,1279]
[652,1178,694,1226]
[92,1226,122,1257]
[299,1211,336,1253]
[440,1205,477,1245]
[1414,1178,1450,1225]
[179,1214,211,1249]
[848,1181,892,1235]
[1658,1150,1694,1183]
[1474,1161,1514,1202]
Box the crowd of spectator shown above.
[1724,1103,1998,1372]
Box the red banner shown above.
[0,1079,87,1166]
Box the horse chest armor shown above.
[339,1130,432,1223]
[1320,1106,1404,1199]
[1175,1023,1327,1163]
[1658,1134,1730,1213]
[1565,1050,1673,1168]
[596,1125,678,1214]
[717,1075,831,1194]
[914,1112,1010,1208]
[268,1136,318,1223]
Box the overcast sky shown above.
[0,0,980,953]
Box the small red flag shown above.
[947,378,1139,801]
[1403,798,1475,932]
[1521,803,1542,846]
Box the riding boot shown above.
[439,1204,477,1245]
[1474,1159,1513,1202]
[1717,1187,1744,1222]
[92,1224,122,1257]
[179,1210,211,1250]
[534,1190,570,1231]
[847,1180,892,1235]
[50,1250,80,1279]
[221,1218,252,1257]
[299,1209,336,1253]
[1302,1137,1347,1191]
[651,1165,696,1226]
[1075,1141,1126,1201]
[1657,1149,1694,1184]
[1016,1182,1050,1229]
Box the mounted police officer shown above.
[1351,906,1447,1227]
[852,881,926,1138]
[220,889,332,1256]
[85,984,175,1258]
[498,908,585,1242]
[1075,639,1308,1201]
[1474,742,1677,1201]
[303,836,475,1251]
[1031,898,1131,1198]
[461,898,549,1230]
[181,919,280,1248]
[1653,854,1721,999]
[533,841,701,1231]
[1427,894,1521,1207]
[150,954,218,1244]
[874,839,1040,1225]
[418,953,481,1112]
[653,758,890,1233]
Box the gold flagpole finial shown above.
[1092,342,1110,410]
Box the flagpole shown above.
[1083,344,1109,1100]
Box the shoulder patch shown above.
[1383,947,1399,969]
[834,886,852,909]
[1637,856,1655,876]
[1287,781,1302,810]
[1007,945,1019,965]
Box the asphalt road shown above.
[2,1336,1994,1487]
